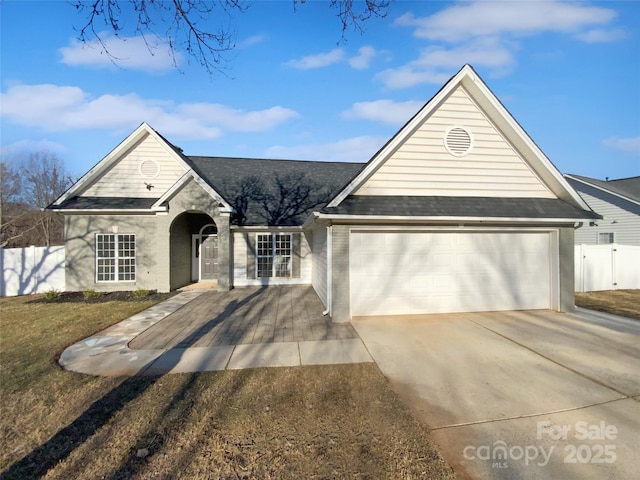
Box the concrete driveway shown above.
[352,309,640,480]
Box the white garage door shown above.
[350,231,551,316]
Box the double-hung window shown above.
[256,233,291,278]
[96,234,136,282]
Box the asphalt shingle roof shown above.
[184,156,364,225]
[567,174,640,203]
[55,196,158,210]
[322,195,600,220]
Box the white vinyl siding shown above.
[82,133,187,198]
[96,234,136,282]
[350,231,552,316]
[355,86,554,198]
[311,226,328,307]
[569,181,640,246]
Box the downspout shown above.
[323,225,332,316]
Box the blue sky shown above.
[1,0,639,181]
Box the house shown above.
[50,65,598,322]
[564,174,640,246]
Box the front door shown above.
[200,235,219,280]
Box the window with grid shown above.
[256,233,291,278]
[96,234,136,282]
[597,232,614,245]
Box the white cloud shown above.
[603,136,640,157]
[575,28,628,43]
[349,46,377,70]
[376,67,451,90]
[395,1,618,42]
[60,34,181,73]
[385,1,625,89]
[412,38,515,71]
[377,38,517,88]
[1,139,67,159]
[176,103,300,132]
[0,84,299,140]
[238,34,268,48]
[342,99,424,125]
[264,136,386,163]
[286,48,346,69]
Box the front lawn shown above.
[0,294,454,479]
[575,289,640,320]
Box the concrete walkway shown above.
[59,288,372,377]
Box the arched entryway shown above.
[169,212,217,290]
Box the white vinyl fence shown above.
[575,244,640,292]
[0,246,65,296]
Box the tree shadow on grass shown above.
[1,376,157,479]
[1,288,269,479]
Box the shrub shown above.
[133,288,151,298]
[82,290,101,299]
[44,289,61,301]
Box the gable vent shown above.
[139,159,160,179]
[444,126,472,157]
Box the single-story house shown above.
[564,174,640,246]
[50,64,598,322]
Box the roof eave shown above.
[48,208,158,215]
[315,213,592,224]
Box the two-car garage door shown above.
[350,231,552,316]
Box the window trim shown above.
[255,233,292,279]
[95,233,137,282]
[597,232,615,245]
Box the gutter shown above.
[313,213,597,224]
[324,225,332,317]
[47,208,159,214]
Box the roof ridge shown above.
[187,155,365,165]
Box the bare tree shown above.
[0,161,28,248]
[0,152,75,248]
[72,0,391,74]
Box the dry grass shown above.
[0,294,454,480]
[575,289,640,320]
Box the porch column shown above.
[216,213,232,291]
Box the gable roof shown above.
[327,64,591,212]
[50,122,233,211]
[565,174,640,206]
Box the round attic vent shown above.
[139,159,160,179]
[444,126,472,156]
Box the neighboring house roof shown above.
[565,174,640,206]
[321,196,599,221]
